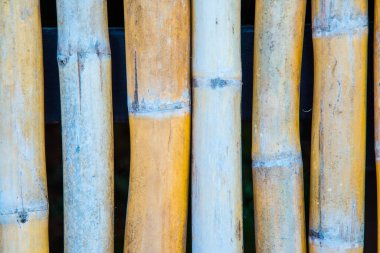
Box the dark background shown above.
[39,0,377,252]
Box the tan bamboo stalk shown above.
[375,0,380,251]
[0,0,49,252]
[56,0,114,251]
[309,1,368,252]
[251,0,307,252]
[123,0,190,252]
[191,1,243,252]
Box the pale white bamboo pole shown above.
[191,0,243,252]
[56,0,114,252]
[0,1,49,252]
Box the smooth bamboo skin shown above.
[309,1,367,252]
[0,1,49,252]
[375,0,380,251]
[57,1,114,252]
[123,1,190,252]
[191,1,243,252]
[251,0,306,252]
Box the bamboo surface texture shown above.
[309,0,367,252]
[192,0,243,252]
[0,0,49,252]
[57,0,114,252]
[375,0,380,251]
[251,0,307,252]
[123,0,190,252]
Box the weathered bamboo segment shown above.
[251,0,307,252]
[375,0,380,251]
[57,0,114,251]
[309,1,368,252]
[0,0,49,252]
[191,1,243,252]
[123,0,190,252]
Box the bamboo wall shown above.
[2,0,380,252]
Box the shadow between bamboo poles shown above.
[0,1,49,252]
[123,1,191,252]
[191,1,243,252]
[57,0,114,251]
[251,0,307,252]
[309,1,368,252]
[375,0,380,251]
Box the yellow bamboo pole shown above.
[251,0,307,252]
[191,1,243,252]
[309,1,367,252]
[57,0,114,251]
[0,0,49,252]
[375,0,380,251]
[123,0,190,252]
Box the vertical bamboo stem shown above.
[375,0,380,251]
[251,0,307,252]
[191,1,243,252]
[57,0,114,251]
[123,1,190,252]
[309,1,367,252]
[0,1,49,252]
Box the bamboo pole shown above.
[375,0,380,251]
[191,1,243,252]
[57,0,114,251]
[309,1,367,252]
[251,0,307,252]
[123,0,190,252]
[0,0,49,252]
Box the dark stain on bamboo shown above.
[17,210,28,224]
[95,41,104,91]
[57,55,69,67]
[211,78,227,89]
[132,50,139,111]
[235,220,242,240]
[317,101,324,239]
[77,52,84,111]
[309,229,324,240]
[193,78,241,90]
[333,81,342,115]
